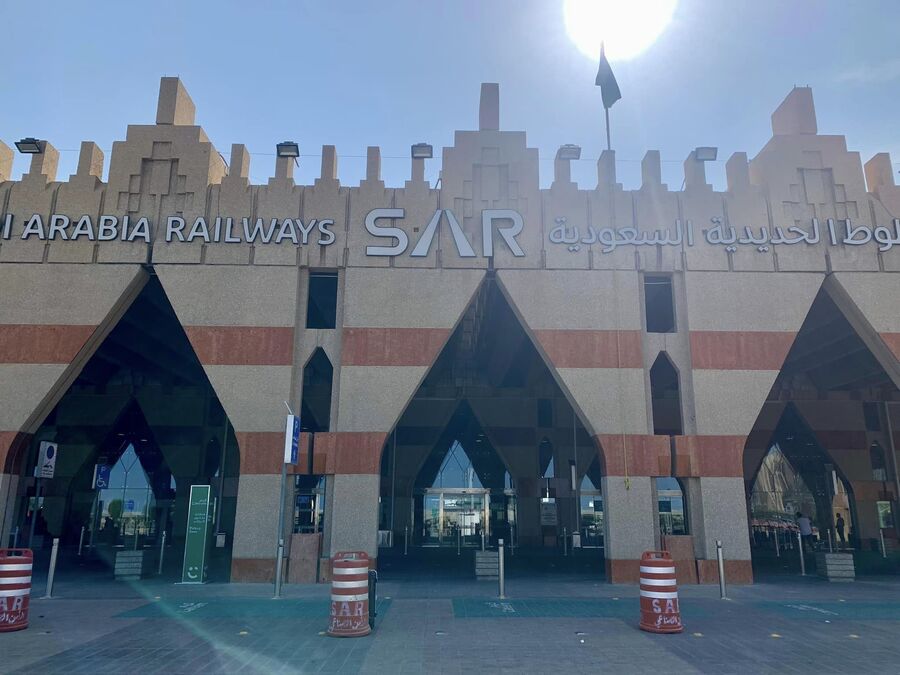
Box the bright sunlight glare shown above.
[564,0,677,62]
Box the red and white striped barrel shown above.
[327,551,371,637]
[0,549,33,633]
[638,550,683,634]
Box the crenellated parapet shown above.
[1,76,898,274]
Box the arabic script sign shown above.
[548,216,900,254]
[4,210,898,257]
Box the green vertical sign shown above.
[181,485,211,584]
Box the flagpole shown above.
[605,107,611,151]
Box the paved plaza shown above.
[3,564,900,674]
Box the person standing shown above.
[796,512,813,551]
[835,513,846,548]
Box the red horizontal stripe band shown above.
[881,333,900,361]
[690,330,796,370]
[342,327,449,366]
[534,329,642,368]
[0,324,95,363]
[184,326,294,366]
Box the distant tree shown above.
[107,499,123,521]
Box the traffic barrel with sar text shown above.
[0,549,33,632]
[327,551,371,637]
[638,550,683,633]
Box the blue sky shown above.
[3,1,900,190]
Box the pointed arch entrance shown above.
[7,275,240,582]
[743,284,899,574]
[378,275,603,576]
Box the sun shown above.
[563,0,677,62]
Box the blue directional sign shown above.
[284,414,301,464]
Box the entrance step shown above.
[475,550,499,580]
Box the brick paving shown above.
[3,570,900,674]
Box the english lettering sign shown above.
[3,209,898,256]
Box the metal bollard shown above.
[880,529,887,558]
[827,529,833,553]
[716,539,727,599]
[158,530,167,575]
[797,531,806,576]
[368,570,378,630]
[481,529,485,552]
[563,527,568,557]
[457,528,461,556]
[774,530,780,557]
[404,526,408,556]
[77,526,86,557]
[498,538,506,599]
[274,538,284,599]
[43,537,60,599]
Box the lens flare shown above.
[564,0,677,62]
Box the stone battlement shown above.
[0,77,898,273]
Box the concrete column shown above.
[601,475,656,582]
[328,473,379,559]
[0,473,20,545]
[688,476,753,583]
[230,474,281,581]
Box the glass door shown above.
[441,491,486,547]
[423,493,442,545]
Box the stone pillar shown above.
[328,474,380,557]
[0,472,20,545]
[316,432,386,579]
[229,432,284,582]
[686,476,753,583]
[602,476,656,582]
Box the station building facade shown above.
[0,78,898,584]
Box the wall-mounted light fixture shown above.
[557,144,582,161]
[15,138,44,154]
[276,141,300,158]
[411,143,433,159]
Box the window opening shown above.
[301,349,333,432]
[306,272,338,329]
[435,440,483,489]
[863,402,881,431]
[650,353,683,435]
[656,477,687,535]
[293,475,325,533]
[537,398,553,427]
[644,275,675,333]
[870,442,888,482]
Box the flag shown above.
[594,43,621,109]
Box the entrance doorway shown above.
[743,284,900,576]
[378,275,603,578]
[9,275,240,582]
[420,489,490,547]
